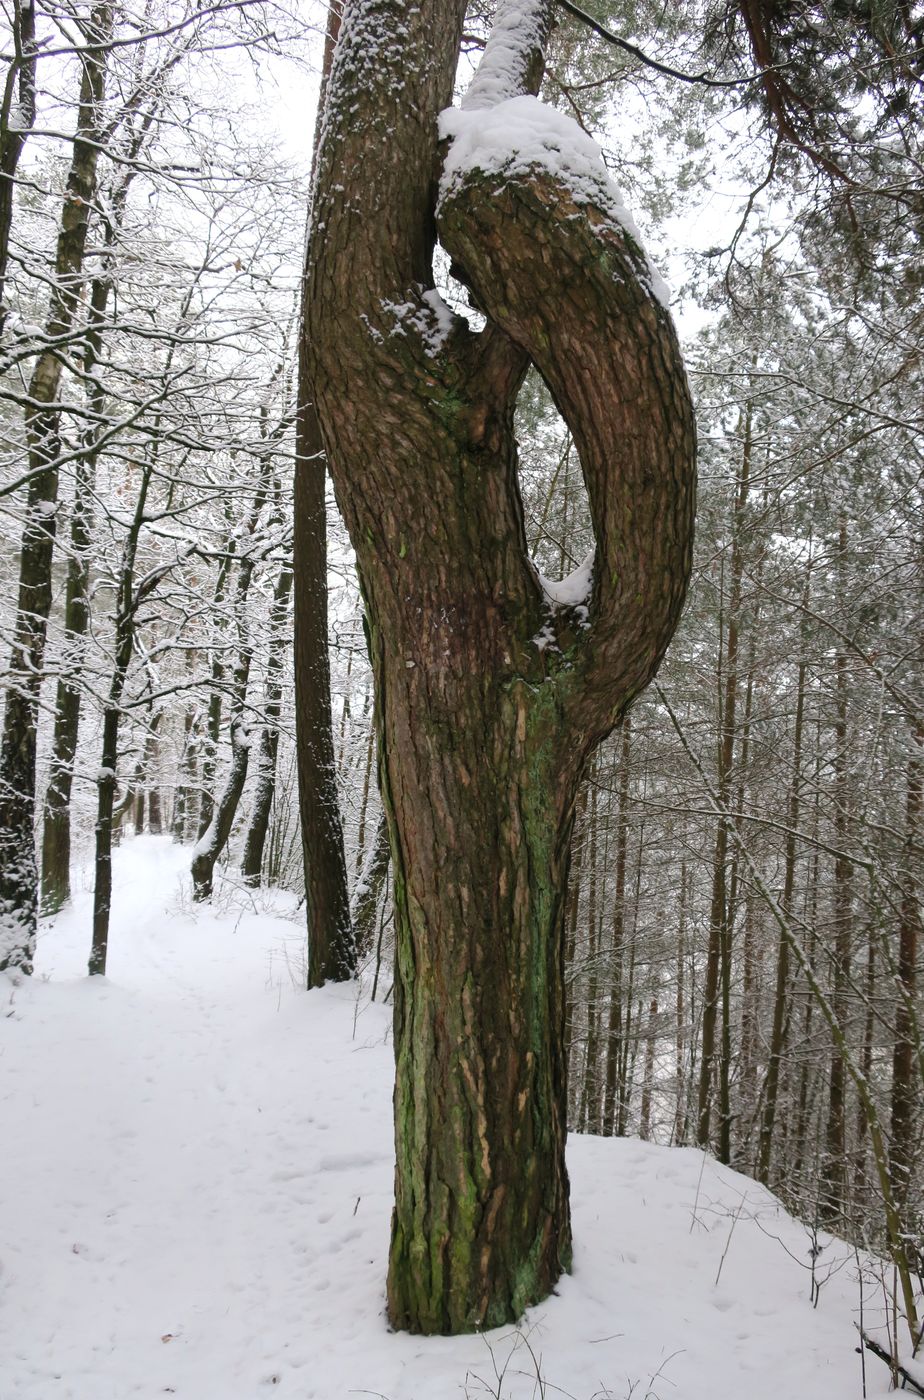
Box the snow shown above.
[379,287,457,357]
[536,546,595,611]
[438,97,672,311]
[460,0,551,112]
[0,836,903,1399]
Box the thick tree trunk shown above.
[305,0,695,1332]
[40,453,93,913]
[41,195,130,913]
[0,5,112,973]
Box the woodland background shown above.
[0,0,921,1317]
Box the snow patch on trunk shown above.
[438,96,671,311]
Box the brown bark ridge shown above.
[304,0,695,1334]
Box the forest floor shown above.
[0,836,904,1399]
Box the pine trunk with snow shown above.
[304,0,695,1334]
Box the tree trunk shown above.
[88,453,156,976]
[197,548,233,842]
[0,4,112,973]
[294,0,354,986]
[241,556,294,885]
[756,572,809,1183]
[602,719,631,1136]
[578,767,600,1132]
[890,717,922,1203]
[0,0,37,335]
[351,808,390,958]
[305,0,695,1333]
[40,428,95,912]
[697,395,751,1157]
[192,556,258,901]
[172,710,198,842]
[819,520,853,1227]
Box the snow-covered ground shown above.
[0,837,901,1399]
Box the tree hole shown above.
[516,368,593,584]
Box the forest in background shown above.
[0,0,921,1351]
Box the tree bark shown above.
[304,0,695,1332]
[890,717,922,1203]
[756,569,809,1183]
[294,0,354,986]
[697,394,751,1158]
[0,4,113,973]
[241,555,294,886]
[0,0,37,336]
[351,807,390,958]
[819,519,853,1227]
[191,550,259,901]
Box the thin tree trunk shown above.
[241,555,294,886]
[819,520,853,1227]
[671,858,690,1144]
[353,698,376,875]
[0,4,113,973]
[172,710,198,842]
[603,718,631,1136]
[697,397,751,1156]
[0,0,37,335]
[352,809,390,958]
[192,536,263,900]
[757,575,809,1182]
[564,782,587,1124]
[639,992,659,1141]
[197,547,233,841]
[89,456,157,976]
[578,769,599,1132]
[890,717,922,1204]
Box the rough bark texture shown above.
[304,0,695,1334]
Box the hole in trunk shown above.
[432,242,484,331]
[516,367,593,583]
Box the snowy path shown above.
[0,838,889,1398]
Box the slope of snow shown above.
[0,838,898,1399]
